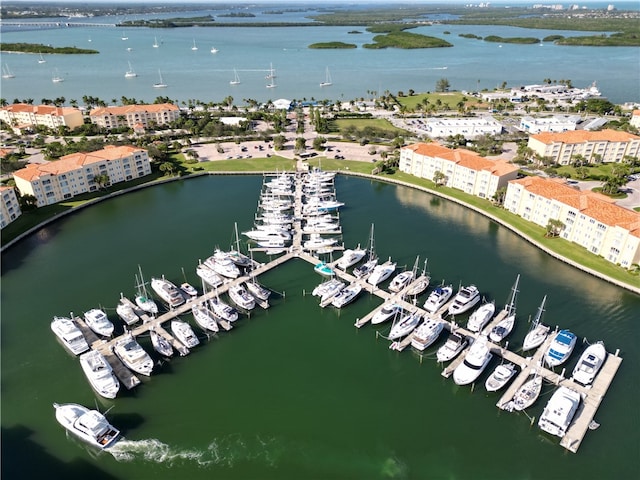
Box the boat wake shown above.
[108,435,407,477]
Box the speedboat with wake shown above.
[53,403,120,450]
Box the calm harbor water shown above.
[1,7,639,104]
[1,175,639,479]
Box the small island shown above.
[0,42,99,54]
[459,33,483,40]
[309,42,357,49]
[364,32,452,49]
[484,35,540,44]
[218,12,256,18]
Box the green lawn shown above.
[396,92,478,110]
[332,118,408,135]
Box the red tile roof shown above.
[531,129,640,145]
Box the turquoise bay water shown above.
[1,175,639,479]
[1,10,639,104]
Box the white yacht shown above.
[508,371,543,411]
[331,283,362,308]
[436,332,467,363]
[522,296,550,351]
[538,386,582,438]
[50,316,89,355]
[485,362,517,392]
[196,264,224,288]
[371,302,402,325]
[204,251,241,278]
[453,336,493,385]
[571,341,606,386]
[191,304,219,333]
[209,296,239,322]
[116,299,139,326]
[489,274,520,343]
[228,284,256,310]
[447,285,481,315]
[388,270,414,293]
[171,319,200,348]
[180,282,198,298]
[53,403,120,450]
[423,285,453,314]
[467,301,495,333]
[388,311,422,340]
[336,245,367,270]
[112,334,154,376]
[317,279,346,304]
[83,308,114,337]
[79,350,120,399]
[353,256,378,278]
[544,329,577,368]
[151,277,185,308]
[411,318,444,351]
[304,235,338,251]
[149,327,173,357]
[367,259,396,286]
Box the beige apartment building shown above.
[0,186,22,229]
[400,143,519,199]
[0,104,84,133]
[504,176,640,268]
[527,129,640,164]
[13,146,151,207]
[89,103,180,129]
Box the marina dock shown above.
[68,169,621,454]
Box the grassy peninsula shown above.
[0,43,98,54]
[363,32,452,49]
[308,42,357,49]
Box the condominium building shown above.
[419,116,503,139]
[519,115,580,134]
[630,110,640,129]
[13,146,151,207]
[0,104,84,134]
[400,142,519,199]
[0,186,22,228]
[89,103,180,129]
[504,176,640,268]
[527,129,640,164]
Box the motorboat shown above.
[314,261,335,277]
[135,293,158,315]
[411,318,444,351]
[226,249,253,269]
[83,308,114,337]
[353,257,378,278]
[448,285,481,316]
[388,270,414,293]
[489,274,519,343]
[256,237,289,249]
[388,311,422,340]
[180,282,198,298]
[538,386,582,438]
[319,279,346,304]
[466,301,495,333]
[79,350,120,399]
[149,327,173,357]
[367,259,396,286]
[204,251,241,279]
[196,264,224,288]
[331,283,362,308]
[209,296,239,323]
[544,329,577,368]
[50,316,89,355]
[522,295,550,351]
[336,245,367,270]
[423,285,453,314]
[243,229,291,242]
[371,302,402,325]
[304,235,338,251]
[151,277,185,308]
[116,299,139,326]
[53,403,120,450]
[508,371,543,411]
[191,304,219,333]
[452,336,493,385]
[112,333,154,376]
[571,341,606,386]
[228,284,256,310]
[485,362,517,392]
[245,280,271,301]
[171,319,200,348]
[436,332,468,363]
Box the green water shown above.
[2,175,639,479]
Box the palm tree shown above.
[546,219,565,237]
[159,162,175,176]
[433,170,446,187]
